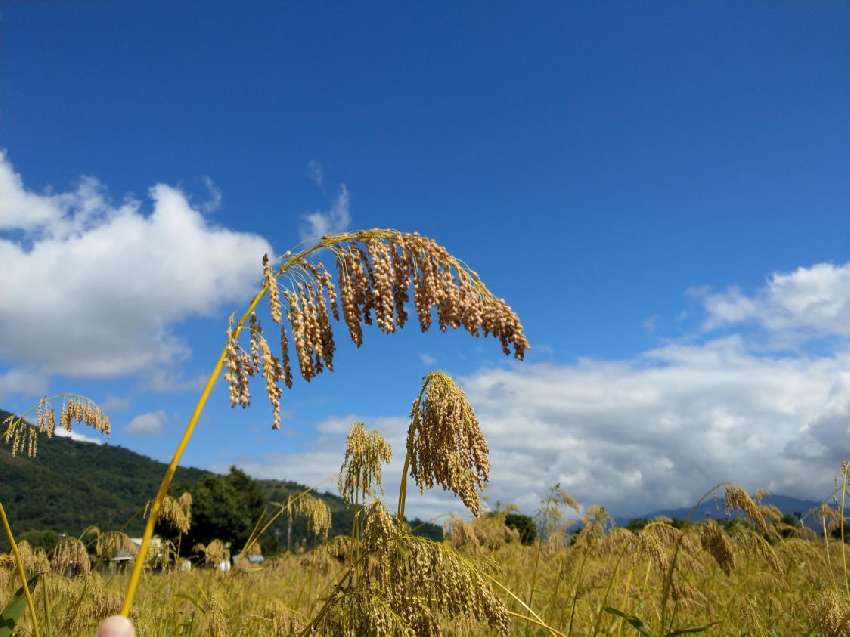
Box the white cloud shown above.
[144,368,207,393]
[299,185,350,244]
[55,426,104,445]
[126,410,167,435]
[101,395,131,412]
[199,176,223,213]
[234,337,850,521]
[697,262,850,337]
[307,160,324,188]
[0,151,272,379]
[0,368,49,401]
[419,353,437,366]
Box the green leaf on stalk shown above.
[0,575,39,637]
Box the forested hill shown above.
[0,409,442,549]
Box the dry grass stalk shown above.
[724,486,770,535]
[223,230,529,431]
[52,537,91,576]
[2,394,110,458]
[338,422,393,505]
[406,371,489,517]
[729,526,784,575]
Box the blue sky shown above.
[1,1,848,519]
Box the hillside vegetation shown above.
[0,408,441,551]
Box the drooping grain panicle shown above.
[95,531,137,560]
[724,486,770,535]
[297,494,332,540]
[820,501,841,533]
[263,253,282,323]
[224,229,529,429]
[338,422,393,506]
[699,520,735,575]
[156,492,193,535]
[2,393,111,458]
[196,539,230,567]
[405,371,489,517]
[52,536,91,576]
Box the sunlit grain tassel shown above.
[258,332,283,430]
[224,315,241,407]
[263,254,282,323]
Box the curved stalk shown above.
[120,228,526,615]
[121,241,327,614]
[0,502,40,637]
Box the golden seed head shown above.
[699,520,735,575]
[226,230,530,436]
[724,486,770,535]
[52,537,91,576]
[3,394,110,458]
[156,492,193,535]
[338,422,393,505]
[406,371,490,517]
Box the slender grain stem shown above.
[0,502,40,637]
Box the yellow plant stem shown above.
[0,502,41,637]
[396,453,410,523]
[396,379,428,524]
[121,289,270,614]
[842,463,850,600]
[120,236,346,615]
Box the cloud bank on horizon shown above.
[2,150,849,520]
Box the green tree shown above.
[625,517,648,533]
[178,466,265,553]
[18,529,60,554]
[504,513,537,545]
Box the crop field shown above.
[1,227,849,637]
[1,496,849,637]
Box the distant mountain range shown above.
[614,494,824,529]
[0,408,442,549]
[2,408,832,546]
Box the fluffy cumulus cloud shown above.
[299,185,350,244]
[126,410,167,435]
[0,151,271,381]
[697,262,850,337]
[238,339,850,520]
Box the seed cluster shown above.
[95,531,137,560]
[157,492,193,535]
[406,372,490,517]
[699,520,735,575]
[296,494,332,540]
[52,537,91,576]
[809,590,850,637]
[338,422,393,505]
[224,230,528,430]
[2,394,111,458]
[724,486,770,535]
[318,501,510,636]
